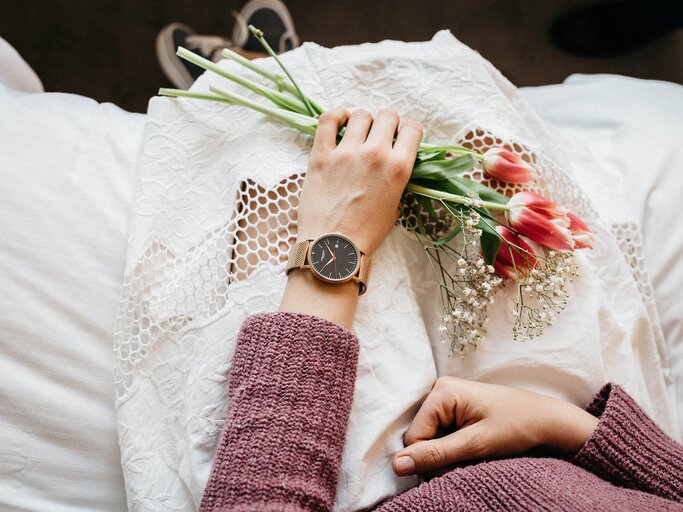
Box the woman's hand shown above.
[392,377,599,477]
[280,107,422,328]
[296,106,422,257]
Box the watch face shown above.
[309,234,360,282]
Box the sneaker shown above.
[231,0,300,54]
[156,0,300,89]
[156,22,232,89]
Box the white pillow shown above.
[0,82,143,511]
[521,74,683,430]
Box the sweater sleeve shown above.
[572,383,683,502]
[199,312,360,512]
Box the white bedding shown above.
[0,37,681,512]
[521,75,683,429]
[0,59,141,509]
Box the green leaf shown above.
[411,154,478,181]
[478,217,501,265]
[417,195,438,220]
[416,150,446,164]
[449,175,509,205]
[435,188,501,264]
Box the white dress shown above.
[114,31,678,511]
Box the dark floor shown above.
[2,0,681,113]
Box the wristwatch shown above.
[286,233,371,295]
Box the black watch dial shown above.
[309,234,360,282]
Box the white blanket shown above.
[113,31,677,511]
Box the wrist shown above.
[543,398,599,454]
[279,269,359,329]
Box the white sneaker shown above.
[156,0,300,89]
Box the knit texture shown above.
[200,312,683,511]
[572,382,683,502]
[198,312,359,512]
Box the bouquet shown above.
[159,26,595,356]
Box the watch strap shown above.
[286,238,370,295]
[285,239,311,273]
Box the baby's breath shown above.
[404,194,579,357]
[512,250,579,340]
[410,208,505,356]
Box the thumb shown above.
[393,423,489,476]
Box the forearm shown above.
[279,268,359,329]
[199,311,359,512]
[572,383,683,502]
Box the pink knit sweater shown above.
[199,312,683,511]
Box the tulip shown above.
[493,226,539,280]
[506,192,574,252]
[567,212,595,249]
[482,148,537,184]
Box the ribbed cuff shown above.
[572,383,683,502]
[200,312,360,512]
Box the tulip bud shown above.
[483,148,537,184]
[567,212,595,249]
[506,192,574,252]
[494,226,539,281]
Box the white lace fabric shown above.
[115,31,679,511]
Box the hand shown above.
[392,377,599,477]
[280,107,422,328]
[296,107,423,257]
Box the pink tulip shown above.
[567,212,595,249]
[493,226,539,280]
[482,148,537,184]
[506,192,574,252]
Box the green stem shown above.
[221,48,324,113]
[248,25,320,117]
[176,47,309,115]
[209,85,317,134]
[418,143,483,160]
[407,183,510,211]
[158,88,234,104]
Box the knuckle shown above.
[334,148,353,165]
[308,154,325,172]
[464,430,488,459]
[318,111,336,125]
[390,154,413,175]
[377,108,399,120]
[434,376,456,390]
[319,107,347,124]
[351,109,373,122]
[422,443,447,469]
[364,145,387,165]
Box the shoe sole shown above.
[156,22,194,89]
[232,0,300,53]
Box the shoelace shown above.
[185,34,233,61]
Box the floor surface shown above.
[1,0,681,112]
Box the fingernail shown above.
[395,455,416,475]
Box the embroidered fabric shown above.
[114,32,678,511]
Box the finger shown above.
[365,108,399,148]
[403,389,455,447]
[393,423,489,476]
[393,118,423,164]
[312,107,349,154]
[338,109,373,147]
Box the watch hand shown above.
[320,257,334,270]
